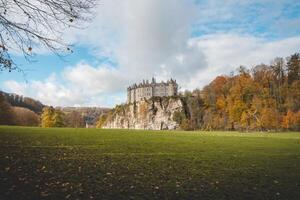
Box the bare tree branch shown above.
[0,0,96,72]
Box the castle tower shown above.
[127,78,178,103]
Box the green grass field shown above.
[0,126,299,199]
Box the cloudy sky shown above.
[1,0,300,107]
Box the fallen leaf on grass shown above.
[62,182,70,187]
[40,191,50,197]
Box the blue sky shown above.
[1,0,300,107]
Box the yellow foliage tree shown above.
[96,114,108,128]
[260,108,280,130]
[282,110,294,130]
[41,107,64,127]
[41,107,55,127]
[282,110,300,130]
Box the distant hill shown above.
[57,107,111,126]
[0,91,45,114]
[0,91,111,126]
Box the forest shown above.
[0,94,108,127]
[175,53,300,131]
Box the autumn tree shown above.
[0,93,14,125]
[184,53,300,131]
[201,76,230,130]
[0,0,96,71]
[64,111,85,128]
[41,107,55,127]
[282,110,300,131]
[12,107,39,126]
[227,69,260,130]
[52,110,65,127]
[292,111,300,130]
[284,80,300,112]
[282,110,295,130]
[196,53,300,132]
[96,114,108,128]
[41,106,64,127]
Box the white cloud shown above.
[5,34,300,107]
[187,34,300,89]
[67,0,206,84]
[63,62,126,94]
[4,0,300,106]
[4,62,126,107]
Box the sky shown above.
[1,0,300,107]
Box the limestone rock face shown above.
[103,97,183,130]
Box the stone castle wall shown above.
[127,78,178,103]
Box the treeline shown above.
[0,91,44,113]
[0,94,40,126]
[40,107,110,128]
[40,107,87,128]
[59,107,109,127]
[175,53,300,131]
[0,93,109,127]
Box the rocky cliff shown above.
[103,97,183,130]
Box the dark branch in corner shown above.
[0,0,96,72]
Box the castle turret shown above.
[127,78,178,103]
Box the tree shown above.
[292,111,300,130]
[12,106,39,126]
[41,107,65,127]
[173,111,186,125]
[0,93,14,125]
[227,71,260,130]
[271,57,286,86]
[260,107,280,131]
[282,110,294,130]
[41,107,55,127]
[64,111,85,128]
[282,110,300,131]
[96,114,108,128]
[287,53,300,85]
[0,0,96,71]
[52,110,65,127]
[285,80,300,112]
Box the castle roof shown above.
[127,78,177,90]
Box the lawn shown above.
[0,126,299,199]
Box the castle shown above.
[127,78,178,103]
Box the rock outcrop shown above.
[103,97,183,130]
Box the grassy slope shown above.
[0,126,299,199]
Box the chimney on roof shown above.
[152,77,155,83]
